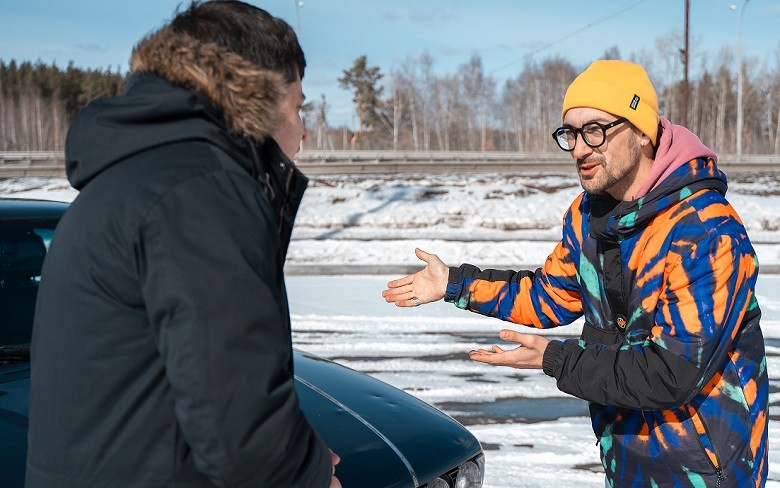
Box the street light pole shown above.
[736,0,751,162]
[293,0,303,34]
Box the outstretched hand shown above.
[469,329,549,369]
[381,248,449,307]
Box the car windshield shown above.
[0,217,57,364]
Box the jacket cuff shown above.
[444,266,463,304]
[542,340,564,377]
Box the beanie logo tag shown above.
[630,95,640,110]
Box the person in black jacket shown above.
[26,2,340,487]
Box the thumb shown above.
[499,329,525,344]
[415,247,432,263]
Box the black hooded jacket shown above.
[26,69,331,487]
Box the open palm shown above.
[381,248,449,307]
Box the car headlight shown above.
[425,454,484,488]
[429,478,450,488]
[455,454,484,488]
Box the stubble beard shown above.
[577,139,643,199]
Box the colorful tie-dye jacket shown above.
[445,158,768,487]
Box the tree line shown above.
[3,34,780,155]
[331,40,780,155]
[0,60,128,151]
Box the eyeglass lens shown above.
[555,123,607,151]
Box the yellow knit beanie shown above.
[562,60,659,145]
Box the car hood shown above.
[293,349,481,488]
[0,353,481,488]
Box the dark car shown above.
[0,198,484,488]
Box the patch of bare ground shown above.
[574,463,605,474]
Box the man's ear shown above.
[640,134,651,147]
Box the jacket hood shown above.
[589,118,726,241]
[130,27,286,143]
[633,118,718,198]
[589,157,728,241]
[65,27,287,189]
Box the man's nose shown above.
[571,134,592,160]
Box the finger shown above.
[468,348,492,358]
[390,291,416,304]
[329,449,340,465]
[491,344,506,353]
[470,347,502,356]
[381,290,396,303]
[382,287,415,303]
[382,283,412,296]
[387,275,413,289]
[398,289,416,300]
[469,349,501,365]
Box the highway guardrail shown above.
[1,150,779,177]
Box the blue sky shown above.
[2,0,779,128]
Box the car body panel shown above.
[294,349,482,486]
[0,365,31,488]
[0,199,69,219]
[295,376,414,488]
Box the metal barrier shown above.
[0,152,66,177]
[1,151,779,177]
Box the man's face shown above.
[269,76,306,160]
[563,107,643,200]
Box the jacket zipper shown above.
[694,412,724,486]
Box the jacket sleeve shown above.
[137,171,331,487]
[543,231,759,410]
[444,204,584,328]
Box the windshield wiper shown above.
[0,345,30,365]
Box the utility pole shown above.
[736,0,751,162]
[681,0,690,127]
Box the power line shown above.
[490,0,650,74]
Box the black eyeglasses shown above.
[551,117,628,152]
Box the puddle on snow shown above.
[437,396,589,425]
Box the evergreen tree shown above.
[338,55,386,149]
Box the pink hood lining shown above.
[633,118,717,199]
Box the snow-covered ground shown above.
[5,172,780,270]
[2,172,779,487]
[288,274,780,488]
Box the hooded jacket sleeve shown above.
[542,230,759,409]
[137,171,331,487]
[445,201,584,328]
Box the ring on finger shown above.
[411,297,420,307]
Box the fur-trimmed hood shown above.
[64,28,293,190]
[131,26,286,142]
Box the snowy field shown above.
[289,274,780,487]
[2,171,779,487]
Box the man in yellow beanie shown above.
[383,59,768,487]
